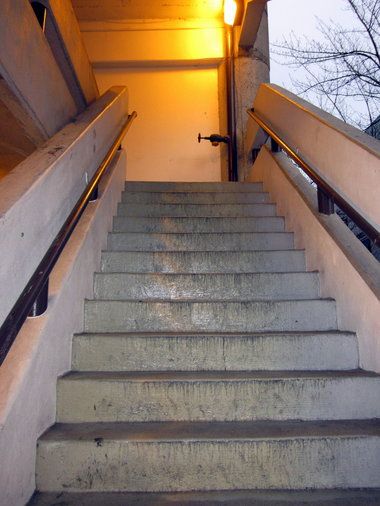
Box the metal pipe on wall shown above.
[225,25,238,181]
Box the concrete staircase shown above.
[31,182,380,505]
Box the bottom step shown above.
[36,420,380,492]
[29,489,380,505]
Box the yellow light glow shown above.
[224,0,237,26]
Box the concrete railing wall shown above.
[0,87,128,328]
[246,85,380,372]
[246,83,380,227]
[0,87,129,505]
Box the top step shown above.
[124,182,263,193]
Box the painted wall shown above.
[0,152,126,506]
[80,20,225,182]
[249,147,380,373]
[95,67,221,181]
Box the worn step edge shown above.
[36,420,380,491]
[107,232,294,252]
[28,489,380,506]
[123,182,264,192]
[93,272,320,301]
[84,299,337,333]
[120,191,271,203]
[100,250,307,273]
[72,331,359,372]
[117,203,277,217]
[113,216,285,233]
[56,371,380,423]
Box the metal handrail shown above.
[247,108,380,246]
[0,111,137,365]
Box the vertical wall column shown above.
[234,5,270,180]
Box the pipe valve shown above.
[198,133,230,147]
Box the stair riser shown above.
[117,203,277,217]
[84,300,337,333]
[124,182,263,192]
[107,233,293,252]
[57,377,380,423]
[93,273,319,301]
[28,490,380,505]
[100,251,306,274]
[72,334,359,372]
[36,437,380,491]
[113,217,284,233]
[121,192,270,204]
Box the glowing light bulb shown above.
[224,0,237,26]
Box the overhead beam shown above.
[39,0,99,109]
[71,0,224,21]
[239,0,269,49]
[0,0,77,138]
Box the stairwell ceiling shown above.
[71,0,224,21]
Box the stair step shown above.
[117,203,277,217]
[72,331,359,372]
[84,299,337,333]
[121,190,270,204]
[29,488,380,506]
[124,181,264,192]
[36,420,380,491]
[100,250,306,273]
[113,216,284,233]
[107,232,293,252]
[56,370,380,423]
[93,272,319,301]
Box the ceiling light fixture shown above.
[224,0,237,26]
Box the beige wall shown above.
[80,19,225,182]
[249,147,380,373]
[95,66,222,181]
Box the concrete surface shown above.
[0,0,76,138]
[28,488,380,505]
[107,232,294,251]
[33,181,379,499]
[248,147,380,372]
[36,420,380,491]
[93,272,319,301]
[84,299,337,333]
[121,190,270,204]
[72,331,358,372]
[247,83,380,226]
[41,0,99,108]
[0,152,126,506]
[118,202,277,217]
[100,250,306,273]
[113,216,284,233]
[56,370,380,423]
[0,87,128,328]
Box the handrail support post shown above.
[89,186,99,202]
[271,138,280,153]
[28,278,49,317]
[317,186,335,215]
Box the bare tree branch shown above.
[271,0,380,129]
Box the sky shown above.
[267,0,354,88]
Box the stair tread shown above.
[74,330,355,337]
[40,419,380,442]
[95,271,318,278]
[29,489,380,505]
[123,182,264,192]
[86,297,334,302]
[119,204,276,208]
[102,248,303,254]
[122,191,269,195]
[61,370,379,381]
[109,231,292,236]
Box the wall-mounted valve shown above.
[198,133,230,147]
